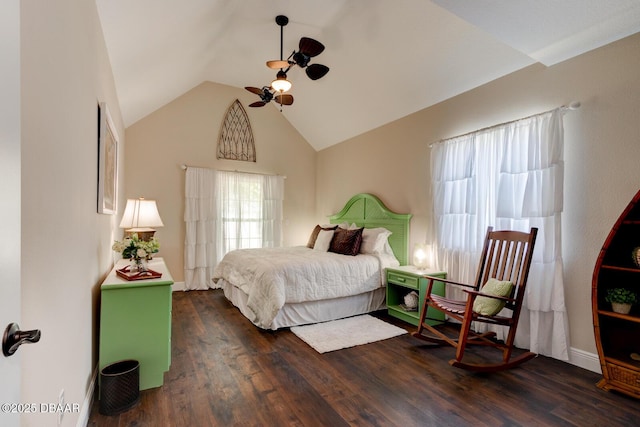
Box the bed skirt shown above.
[218,279,387,330]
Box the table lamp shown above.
[413,243,430,270]
[119,198,164,241]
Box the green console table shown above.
[99,257,173,390]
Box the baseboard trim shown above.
[77,366,97,427]
[569,347,601,373]
[172,281,185,292]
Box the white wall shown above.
[20,0,123,425]
[0,1,22,425]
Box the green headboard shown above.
[329,193,412,265]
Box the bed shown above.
[212,193,412,330]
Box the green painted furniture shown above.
[99,257,173,390]
[386,266,446,326]
[329,193,412,266]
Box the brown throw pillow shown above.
[329,227,364,256]
[306,225,338,248]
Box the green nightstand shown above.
[386,266,446,326]
[99,258,173,390]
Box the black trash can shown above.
[99,359,140,416]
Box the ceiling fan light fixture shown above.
[271,70,292,93]
[247,15,328,108]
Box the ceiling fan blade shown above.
[274,94,294,105]
[248,101,267,107]
[298,37,324,57]
[306,64,329,80]
[266,60,289,69]
[245,86,264,95]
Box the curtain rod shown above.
[428,101,580,148]
[180,164,286,179]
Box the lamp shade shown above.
[413,243,430,270]
[119,198,164,230]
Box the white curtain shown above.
[430,109,570,360]
[261,174,285,247]
[184,167,219,290]
[184,168,284,290]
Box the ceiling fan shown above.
[244,86,293,108]
[265,15,330,81]
[245,15,329,109]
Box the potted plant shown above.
[605,288,637,314]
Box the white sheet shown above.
[219,279,387,330]
[212,246,398,329]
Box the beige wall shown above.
[124,82,317,282]
[20,0,124,425]
[317,33,640,359]
[125,33,640,361]
[13,5,637,424]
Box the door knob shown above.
[2,323,41,357]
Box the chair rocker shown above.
[412,227,538,372]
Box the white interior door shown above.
[0,1,22,426]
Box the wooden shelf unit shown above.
[592,189,640,398]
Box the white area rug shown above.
[290,314,407,353]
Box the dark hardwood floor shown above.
[89,290,640,426]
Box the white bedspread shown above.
[212,246,398,329]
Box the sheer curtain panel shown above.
[184,168,284,290]
[261,174,285,247]
[184,167,219,290]
[430,109,569,360]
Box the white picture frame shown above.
[97,102,119,214]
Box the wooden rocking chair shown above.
[412,227,538,372]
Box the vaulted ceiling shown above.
[96,0,640,151]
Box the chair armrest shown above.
[463,289,515,303]
[422,275,475,289]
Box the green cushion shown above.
[472,278,514,316]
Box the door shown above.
[0,1,22,426]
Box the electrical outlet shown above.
[58,389,64,426]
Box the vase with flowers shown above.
[112,233,160,273]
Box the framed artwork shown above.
[97,102,119,214]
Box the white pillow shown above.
[360,228,392,254]
[381,240,395,256]
[337,222,357,229]
[313,229,335,251]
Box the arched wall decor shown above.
[217,99,256,162]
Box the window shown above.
[219,172,268,252]
[430,109,569,359]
